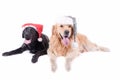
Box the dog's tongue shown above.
[24,39,31,44]
[62,37,69,46]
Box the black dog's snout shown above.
[64,30,69,37]
[25,36,30,40]
[24,33,30,40]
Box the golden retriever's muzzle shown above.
[59,30,70,39]
[64,30,69,37]
[60,30,70,46]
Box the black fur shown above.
[2,27,49,63]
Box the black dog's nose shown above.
[26,36,30,40]
[25,34,30,40]
[64,30,69,36]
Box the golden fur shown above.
[48,24,110,72]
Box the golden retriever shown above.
[47,18,110,72]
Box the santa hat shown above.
[55,16,74,26]
[22,23,43,42]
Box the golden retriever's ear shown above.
[70,26,74,38]
[52,25,56,35]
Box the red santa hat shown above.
[22,23,43,42]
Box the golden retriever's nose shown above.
[64,30,69,37]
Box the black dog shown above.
[2,24,49,63]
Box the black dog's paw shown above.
[31,55,38,63]
[2,52,11,56]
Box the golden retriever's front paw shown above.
[65,63,71,71]
[51,65,57,72]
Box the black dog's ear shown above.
[22,31,24,38]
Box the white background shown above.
[0,0,120,80]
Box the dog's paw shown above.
[65,62,71,71]
[51,65,57,72]
[31,57,38,63]
[65,59,71,71]
[31,55,39,63]
[2,52,11,56]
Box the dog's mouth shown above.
[24,39,31,44]
[60,33,70,46]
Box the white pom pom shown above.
[72,42,78,48]
[38,38,42,42]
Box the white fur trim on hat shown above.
[55,16,74,25]
[22,25,37,31]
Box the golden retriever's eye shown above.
[60,25,63,27]
[68,25,72,28]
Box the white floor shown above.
[0,0,120,80]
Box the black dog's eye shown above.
[60,25,63,27]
